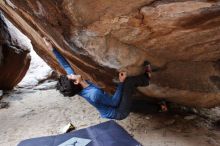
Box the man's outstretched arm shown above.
[52,48,75,75]
[43,37,75,75]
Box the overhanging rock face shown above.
[0,0,220,107]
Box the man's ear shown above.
[73,79,79,85]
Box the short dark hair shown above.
[56,75,83,97]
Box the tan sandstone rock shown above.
[0,0,220,107]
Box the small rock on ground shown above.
[0,102,9,109]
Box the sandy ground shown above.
[0,88,220,146]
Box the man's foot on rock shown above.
[0,102,9,109]
[143,60,152,78]
[158,100,168,112]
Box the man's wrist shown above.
[80,79,89,88]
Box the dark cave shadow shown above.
[131,98,199,117]
[131,99,160,114]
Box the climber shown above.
[43,37,167,120]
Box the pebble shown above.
[60,123,76,133]
[0,102,9,109]
[184,115,197,120]
[164,119,175,126]
[192,108,198,114]
[145,116,151,120]
[0,90,3,97]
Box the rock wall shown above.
[0,0,220,107]
[0,12,30,90]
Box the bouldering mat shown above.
[17,120,141,146]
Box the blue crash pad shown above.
[18,120,141,146]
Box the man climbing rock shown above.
[43,38,167,120]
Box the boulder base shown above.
[0,13,30,90]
